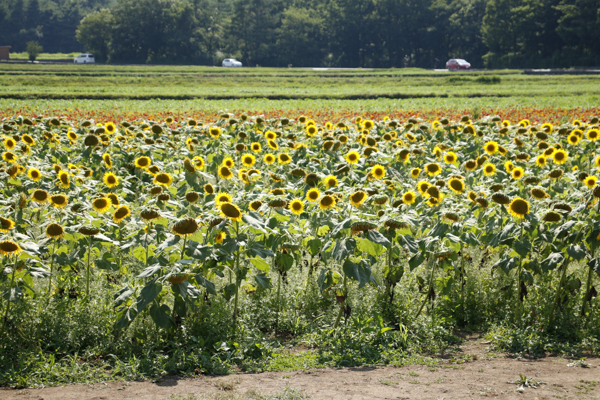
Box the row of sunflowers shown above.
[1,111,599,333]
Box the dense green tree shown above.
[76,8,112,61]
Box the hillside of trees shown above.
[1,0,599,68]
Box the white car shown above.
[222,58,242,67]
[74,54,95,64]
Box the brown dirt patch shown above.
[2,336,599,400]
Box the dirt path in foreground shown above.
[2,337,599,400]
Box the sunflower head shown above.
[346,150,360,164]
[57,170,70,188]
[464,160,477,171]
[424,163,441,176]
[410,168,421,178]
[543,211,562,223]
[92,197,111,213]
[78,226,101,236]
[135,156,151,169]
[249,200,263,211]
[186,191,200,203]
[103,172,119,188]
[350,191,367,207]
[32,189,49,203]
[278,153,292,164]
[553,149,568,165]
[289,199,305,215]
[305,173,320,187]
[140,207,161,221]
[448,178,465,194]
[416,181,431,195]
[491,192,510,205]
[371,164,386,180]
[172,217,199,236]
[584,175,598,189]
[113,205,131,223]
[0,217,15,233]
[46,223,65,240]
[50,194,68,208]
[484,141,498,155]
[324,175,338,188]
[28,168,42,181]
[220,202,243,222]
[0,240,22,256]
[508,197,530,218]
[402,191,416,204]
[218,165,233,180]
[319,195,336,210]
[482,163,496,176]
[154,172,173,187]
[512,167,524,180]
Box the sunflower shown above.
[241,153,256,167]
[370,164,386,180]
[401,169,419,182]
[4,137,16,150]
[2,151,17,163]
[553,149,568,164]
[217,165,233,180]
[424,163,441,176]
[46,223,65,240]
[399,190,415,205]
[192,156,205,170]
[484,141,498,155]
[102,153,112,168]
[512,167,524,180]
[249,200,263,211]
[105,122,116,134]
[135,156,151,169]
[209,127,222,138]
[140,207,161,221]
[346,150,360,164]
[416,180,431,195]
[258,153,274,165]
[278,153,292,164]
[483,163,496,176]
[531,187,549,200]
[323,175,338,188]
[172,217,199,236]
[220,202,243,222]
[319,195,336,211]
[32,189,49,203]
[508,197,529,218]
[222,157,235,168]
[215,231,226,244]
[27,168,42,181]
[587,129,599,142]
[215,192,232,206]
[0,217,15,233]
[0,240,21,257]
[57,171,70,189]
[444,151,458,164]
[103,172,119,188]
[349,191,368,207]
[306,125,318,137]
[265,130,277,140]
[289,199,305,215]
[306,188,320,202]
[464,160,477,171]
[50,194,68,208]
[535,155,547,167]
[448,178,465,194]
[584,175,598,189]
[149,174,171,189]
[567,133,581,146]
[250,142,262,153]
[107,193,119,205]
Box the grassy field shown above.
[2,63,598,101]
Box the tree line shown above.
[1,0,598,68]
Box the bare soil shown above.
[2,336,599,400]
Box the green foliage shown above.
[26,40,42,61]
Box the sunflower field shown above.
[1,111,600,386]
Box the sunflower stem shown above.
[548,257,571,330]
[415,256,434,320]
[333,274,347,331]
[276,271,281,332]
[232,221,240,336]
[47,240,57,299]
[180,236,187,260]
[3,255,17,329]
[581,249,596,318]
[86,235,93,300]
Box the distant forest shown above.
[1,0,599,68]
